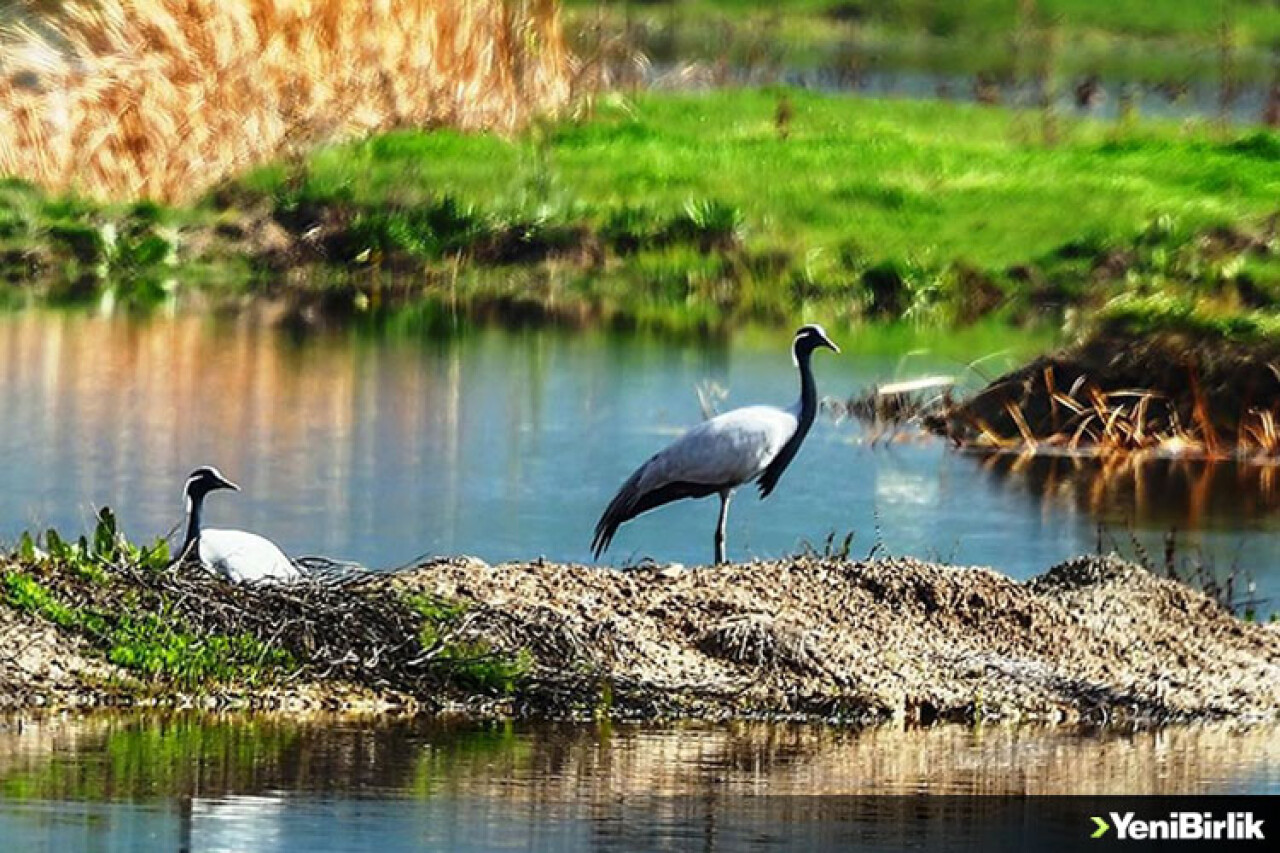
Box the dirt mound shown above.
[3,551,1275,723]
[399,554,1280,724]
[0,607,123,708]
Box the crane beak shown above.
[216,476,241,492]
[820,334,840,354]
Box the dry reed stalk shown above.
[0,0,570,201]
[1187,370,1221,456]
[1241,408,1280,455]
[953,377,1278,461]
[1004,400,1037,449]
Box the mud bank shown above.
[3,554,1277,724]
[400,554,1279,724]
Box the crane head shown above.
[184,466,241,505]
[792,324,840,364]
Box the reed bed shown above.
[0,0,570,201]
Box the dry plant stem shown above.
[943,363,1280,460]
[0,0,571,201]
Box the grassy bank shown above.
[3,89,1280,336]
[569,0,1280,45]
[0,511,529,711]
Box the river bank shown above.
[3,541,1277,724]
[925,320,1280,458]
[4,91,1279,339]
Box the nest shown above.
[27,552,456,698]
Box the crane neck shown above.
[793,342,819,433]
[755,335,827,498]
[180,491,204,559]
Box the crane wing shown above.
[638,406,797,490]
[592,405,797,557]
[199,529,300,584]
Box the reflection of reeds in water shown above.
[1,716,1276,799]
[972,451,1276,613]
[828,375,955,445]
[0,312,460,553]
[974,451,1280,530]
[0,0,570,201]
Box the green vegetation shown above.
[3,90,1279,339]
[408,594,532,695]
[3,568,290,690]
[3,511,290,689]
[2,572,76,628]
[1,511,533,701]
[1100,294,1280,345]
[0,179,188,305]
[246,94,1279,267]
[569,0,1280,44]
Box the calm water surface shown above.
[0,311,1276,610]
[1,313,1278,850]
[0,715,1276,852]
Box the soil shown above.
[396,554,1280,724]
[0,601,414,715]
[3,554,1277,724]
[0,606,118,708]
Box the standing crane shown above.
[178,466,301,584]
[592,324,839,565]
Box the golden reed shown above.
[0,0,570,201]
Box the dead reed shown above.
[940,364,1280,461]
[0,0,570,201]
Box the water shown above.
[0,715,1276,852]
[0,311,1278,846]
[0,311,1276,611]
[645,62,1279,128]
[577,18,1280,128]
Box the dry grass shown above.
[697,613,819,673]
[0,0,570,201]
[402,554,1280,723]
[952,365,1280,461]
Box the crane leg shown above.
[714,490,732,565]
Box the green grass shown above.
[244,91,1280,266]
[407,593,532,695]
[2,569,291,688]
[0,511,534,701]
[2,518,290,689]
[561,0,1280,92]
[2,510,290,690]
[1098,293,1280,345]
[5,89,1280,338]
[2,572,77,628]
[229,90,1280,334]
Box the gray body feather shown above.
[593,325,838,563]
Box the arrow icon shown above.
[1091,816,1110,839]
